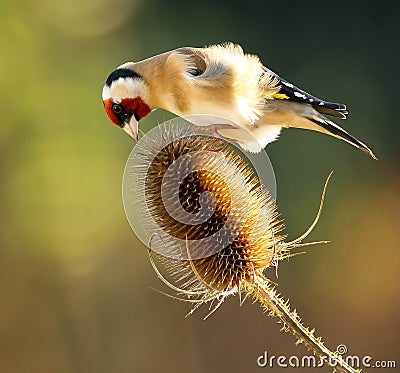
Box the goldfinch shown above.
[102,43,376,158]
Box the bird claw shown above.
[195,123,240,142]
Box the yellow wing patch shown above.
[273,93,289,100]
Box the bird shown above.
[102,42,376,159]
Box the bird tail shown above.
[306,114,377,159]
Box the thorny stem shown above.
[248,276,361,373]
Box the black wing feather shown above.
[263,68,348,119]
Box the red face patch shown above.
[103,97,151,127]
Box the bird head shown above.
[102,66,152,141]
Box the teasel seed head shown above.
[136,123,288,294]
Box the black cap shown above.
[105,68,142,87]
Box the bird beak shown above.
[123,116,139,141]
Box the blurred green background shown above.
[1,1,399,372]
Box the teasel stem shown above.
[245,171,360,373]
[246,276,361,373]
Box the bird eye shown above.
[112,103,123,114]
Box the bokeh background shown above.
[1,1,399,372]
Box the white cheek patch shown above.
[102,85,112,100]
[102,77,147,103]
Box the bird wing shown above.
[262,67,348,119]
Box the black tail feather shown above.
[308,116,377,159]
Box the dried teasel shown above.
[124,119,360,373]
